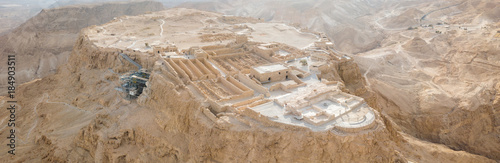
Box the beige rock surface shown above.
[353,0,500,159]
[0,8,495,162]
[0,1,165,95]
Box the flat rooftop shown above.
[253,64,288,74]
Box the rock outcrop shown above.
[0,8,496,162]
[0,1,165,95]
[352,0,500,159]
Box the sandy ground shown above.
[88,9,318,52]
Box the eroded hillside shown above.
[0,1,165,95]
[0,8,495,162]
[354,0,500,159]
[180,0,500,160]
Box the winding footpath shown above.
[421,2,464,21]
[160,19,165,37]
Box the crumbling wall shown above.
[2,9,496,163]
[236,73,270,96]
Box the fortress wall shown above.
[161,59,178,76]
[269,81,304,92]
[245,99,272,108]
[205,80,233,96]
[176,60,197,81]
[207,98,226,113]
[327,98,356,120]
[192,81,217,100]
[305,91,331,101]
[269,83,284,92]
[302,114,334,126]
[310,105,324,112]
[349,100,364,109]
[210,58,233,75]
[290,66,311,78]
[158,60,183,86]
[202,107,218,122]
[253,47,278,62]
[225,58,244,71]
[193,59,216,78]
[200,58,220,76]
[227,76,251,91]
[210,52,246,60]
[240,107,308,131]
[166,59,189,80]
[202,44,226,50]
[239,69,251,74]
[188,80,205,98]
[212,48,240,55]
[200,81,225,100]
[220,90,254,102]
[345,97,355,103]
[251,77,262,85]
[219,77,243,94]
[289,74,304,84]
[236,73,269,96]
[241,107,279,125]
[185,59,205,80]
[232,94,264,108]
[339,92,356,99]
[307,93,337,108]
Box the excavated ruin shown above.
[0,8,496,162]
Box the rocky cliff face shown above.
[0,9,496,162]
[352,0,500,159]
[0,1,165,95]
[59,28,408,162]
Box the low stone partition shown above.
[227,76,251,92]
[209,58,233,75]
[219,89,254,102]
[240,106,308,131]
[219,77,244,94]
[210,51,246,59]
[269,81,305,92]
[212,48,243,56]
[251,45,277,62]
[302,112,336,126]
[165,58,190,81]
[289,66,311,78]
[201,44,227,51]
[184,59,205,80]
[225,58,244,71]
[160,59,177,76]
[232,94,264,108]
[191,80,222,101]
[158,60,183,86]
[192,59,218,79]
[176,60,197,80]
[289,73,305,84]
[244,99,272,109]
[202,107,218,122]
[305,91,336,104]
[199,58,221,76]
[236,73,270,97]
[207,98,226,113]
